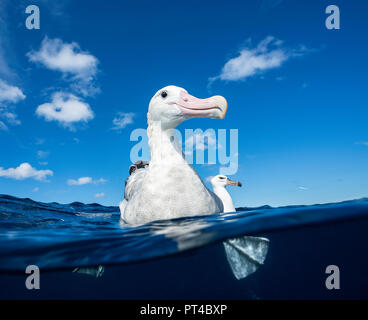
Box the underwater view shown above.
[1,194,367,299]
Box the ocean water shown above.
[0,194,367,299]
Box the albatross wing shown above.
[120,161,149,223]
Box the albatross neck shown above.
[212,185,235,213]
[147,118,186,166]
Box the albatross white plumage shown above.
[210,175,242,213]
[120,86,228,225]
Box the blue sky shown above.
[0,0,367,208]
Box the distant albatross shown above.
[210,175,242,213]
[120,86,228,225]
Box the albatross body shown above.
[121,86,228,225]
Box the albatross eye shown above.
[161,91,168,98]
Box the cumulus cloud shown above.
[0,79,26,103]
[28,37,99,128]
[94,192,105,198]
[0,80,25,128]
[67,176,107,186]
[28,37,98,80]
[112,112,135,131]
[0,162,53,181]
[210,36,308,82]
[36,92,94,129]
[27,37,99,96]
[67,176,92,186]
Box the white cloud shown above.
[67,176,107,186]
[36,92,94,128]
[298,186,308,191]
[94,192,105,198]
[33,187,39,192]
[112,112,135,131]
[1,111,21,125]
[0,80,26,103]
[28,37,99,130]
[27,37,98,80]
[0,80,24,129]
[210,36,307,82]
[27,37,99,96]
[0,109,21,129]
[0,162,53,181]
[68,176,92,186]
[355,141,368,146]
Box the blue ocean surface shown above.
[0,194,368,299]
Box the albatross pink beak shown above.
[176,91,228,119]
[226,179,242,187]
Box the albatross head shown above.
[148,85,228,128]
[211,175,242,188]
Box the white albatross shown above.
[120,86,227,225]
[210,175,242,213]
[210,174,270,280]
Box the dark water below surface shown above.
[0,194,367,299]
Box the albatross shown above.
[210,175,242,213]
[120,86,228,225]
